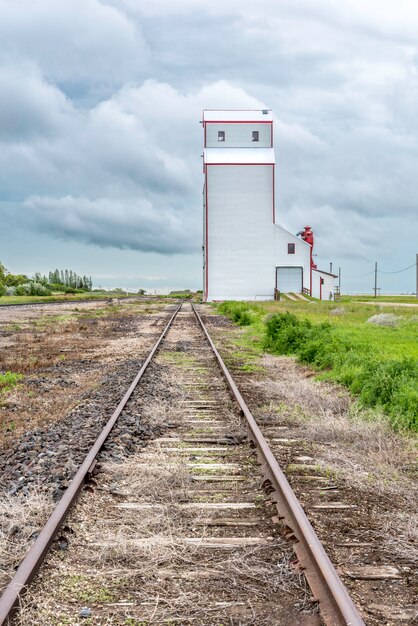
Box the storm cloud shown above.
[1,0,417,290]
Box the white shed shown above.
[202,109,334,301]
[312,269,337,300]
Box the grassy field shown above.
[341,295,418,304]
[215,299,418,432]
[0,292,140,306]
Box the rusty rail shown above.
[192,303,365,626]
[1,301,364,626]
[0,303,182,625]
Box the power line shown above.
[344,270,375,279]
[345,262,416,279]
[378,263,416,274]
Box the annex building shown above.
[202,109,335,301]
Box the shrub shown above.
[217,302,260,326]
[263,313,336,367]
[0,282,6,296]
[5,286,16,296]
[15,283,32,296]
[15,282,51,296]
[30,282,51,296]
[357,359,418,430]
[367,313,400,327]
[264,312,312,352]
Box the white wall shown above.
[206,164,275,300]
[206,123,271,148]
[312,271,335,299]
[273,225,311,293]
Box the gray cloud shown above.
[23,195,195,254]
[0,0,417,291]
[0,0,148,99]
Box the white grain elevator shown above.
[202,109,276,301]
[202,109,336,301]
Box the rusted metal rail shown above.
[192,303,365,626]
[0,303,182,625]
[1,301,365,626]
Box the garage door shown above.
[276,267,302,293]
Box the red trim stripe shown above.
[204,120,272,124]
[272,164,275,223]
[204,170,209,302]
[205,163,275,166]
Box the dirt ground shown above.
[0,299,169,447]
[0,299,179,595]
[200,306,418,626]
[12,305,313,626]
[1,300,417,625]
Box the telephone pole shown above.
[416,254,418,299]
[374,261,378,298]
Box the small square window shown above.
[218,131,225,142]
[252,130,259,142]
[288,243,295,254]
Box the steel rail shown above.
[0,303,182,625]
[192,303,365,626]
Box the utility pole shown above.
[416,254,418,299]
[330,262,333,274]
[338,267,341,291]
[374,261,378,298]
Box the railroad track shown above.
[0,302,364,625]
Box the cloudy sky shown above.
[1,0,417,293]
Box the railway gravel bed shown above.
[7,305,316,625]
[0,299,170,446]
[0,357,160,499]
[200,306,418,626]
[2,301,411,624]
[0,301,176,595]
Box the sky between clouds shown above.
[0,0,417,293]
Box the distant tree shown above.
[45,268,92,291]
[137,288,146,295]
[4,273,28,287]
[32,272,49,286]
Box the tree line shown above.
[0,262,93,297]
[48,269,93,291]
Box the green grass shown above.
[216,300,418,432]
[0,371,23,395]
[341,295,418,304]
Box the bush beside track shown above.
[216,301,418,432]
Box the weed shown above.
[5,323,21,332]
[0,371,23,395]
[217,301,262,326]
